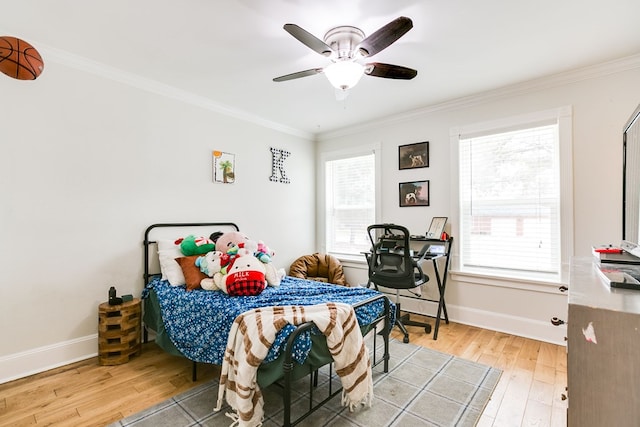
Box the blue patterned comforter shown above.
[143,276,392,365]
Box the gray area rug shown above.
[110,339,501,427]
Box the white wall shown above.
[317,58,640,345]
[2,49,638,382]
[0,59,316,382]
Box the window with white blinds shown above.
[325,152,376,257]
[458,121,562,279]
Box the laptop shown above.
[416,244,445,258]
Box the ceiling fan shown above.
[273,16,417,91]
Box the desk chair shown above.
[366,223,432,343]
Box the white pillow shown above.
[157,239,180,253]
[158,252,186,286]
[157,240,185,286]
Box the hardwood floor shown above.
[405,319,568,427]
[0,316,567,427]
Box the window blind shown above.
[459,123,561,277]
[325,153,375,256]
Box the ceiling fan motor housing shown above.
[323,26,364,61]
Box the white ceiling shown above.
[3,1,640,137]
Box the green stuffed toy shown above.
[175,234,215,256]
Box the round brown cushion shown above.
[288,253,349,286]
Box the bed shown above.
[142,222,392,426]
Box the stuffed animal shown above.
[195,231,256,290]
[255,240,275,263]
[212,231,258,254]
[175,234,215,256]
[197,230,284,293]
[267,264,286,287]
[199,249,285,293]
[222,249,268,296]
[196,250,223,276]
[196,250,225,291]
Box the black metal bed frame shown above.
[142,222,391,427]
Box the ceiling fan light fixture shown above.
[324,61,364,90]
[274,17,415,90]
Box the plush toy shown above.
[197,230,284,293]
[200,275,223,291]
[212,231,257,254]
[223,249,268,296]
[196,250,226,291]
[175,234,215,256]
[199,248,285,293]
[268,264,286,287]
[255,240,275,263]
[196,250,223,276]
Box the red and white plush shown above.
[223,249,268,296]
[200,248,284,294]
[197,230,285,294]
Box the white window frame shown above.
[317,143,381,261]
[450,106,574,288]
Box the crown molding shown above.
[39,45,314,141]
[318,53,640,141]
[31,41,640,143]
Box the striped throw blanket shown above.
[214,302,374,427]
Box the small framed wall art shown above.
[398,141,429,170]
[213,151,235,184]
[426,217,448,239]
[399,180,430,207]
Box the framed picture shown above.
[399,180,430,207]
[213,151,235,183]
[426,217,448,239]
[399,141,429,170]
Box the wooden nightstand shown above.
[98,298,142,365]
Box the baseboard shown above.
[398,295,567,346]
[0,297,567,385]
[0,334,98,384]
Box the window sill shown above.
[332,253,368,268]
[451,267,568,294]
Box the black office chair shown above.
[366,223,432,343]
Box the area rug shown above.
[109,339,501,427]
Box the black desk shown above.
[410,237,453,340]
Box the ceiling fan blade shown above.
[358,16,413,57]
[273,68,324,82]
[365,62,417,80]
[283,24,333,56]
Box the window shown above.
[452,107,573,282]
[323,148,378,257]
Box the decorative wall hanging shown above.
[398,141,429,170]
[0,36,44,80]
[213,151,235,184]
[399,180,430,207]
[269,147,291,184]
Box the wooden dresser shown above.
[568,258,640,426]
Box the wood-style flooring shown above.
[0,315,567,427]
